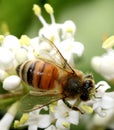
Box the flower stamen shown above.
[62,121,70,128]
[66,28,73,33]
[44,3,55,24]
[14,120,20,128]
[20,113,29,125]
[33,4,47,26]
[19,35,30,46]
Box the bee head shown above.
[80,74,95,101]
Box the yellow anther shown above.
[0,35,4,43]
[102,36,114,49]
[44,3,54,14]
[20,35,30,46]
[33,4,41,16]
[62,121,70,128]
[49,104,55,113]
[64,112,69,117]
[81,104,93,114]
[66,28,73,33]
[49,102,57,112]
[50,36,55,43]
[20,113,29,124]
[14,120,20,128]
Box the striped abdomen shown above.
[16,60,59,90]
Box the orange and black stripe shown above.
[16,60,59,90]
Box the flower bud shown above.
[3,75,21,91]
[2,35,20,51]
[0,47,14,70]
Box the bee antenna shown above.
[93,94,102,99]
[95,84,104,90]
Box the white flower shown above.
[58,38,84,64]
[91,35,114,81]
[90,81,114,117]
[91,109,114,126]
[61,20,76,39]
[33,4,84,65]
[19,108,53,130]
[91,49,114,80]
[51,100,79,130]
[39,24,61,43]
[3,75,21,91]
[85,81,114,129]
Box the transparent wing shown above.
[37,36,75,73]
[20,90,62,112]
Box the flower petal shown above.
[45,125,57,130]
[28,125,38,130]
[68,110,79,125]
[0,47,14,70]
[101,95,114,109]
[2,35,20,51]
[95,81,111,94]
[56,118,70,130]
[37,115,52,128]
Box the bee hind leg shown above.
[62,98,84,114]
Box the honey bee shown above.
[16,37,96,113]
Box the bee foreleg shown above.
[62,98,84,114]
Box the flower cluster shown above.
[0,3,114,130]
[91,36,114,81]
[90,36,114,129]
[0,3,84,130]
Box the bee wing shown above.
[20,90,62,112]
[37,36,75,73]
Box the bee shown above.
[16,37,96,113]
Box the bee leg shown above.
[62,98,84,114]
[29,90,60,96]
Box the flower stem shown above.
[0,91,26,109]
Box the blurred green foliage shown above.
[0,0,114,130]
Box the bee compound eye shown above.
[84,80,93,90]
[80,93,89,101]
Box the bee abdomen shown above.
[16,60,59,90]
